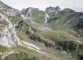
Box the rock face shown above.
[0,12,21,47]
[0,1,20,16]
[45,6,61,13]
[21,7,39,17]
[0,1,22,47]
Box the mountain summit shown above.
[21,7,39,17]
[45,6,61,13]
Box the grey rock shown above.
[45,6,61,13]
[0,1,20,16]
[21,7,39,17]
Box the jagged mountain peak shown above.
[21,7,39,17]
[45,6,61,13]
[26,7,39,13]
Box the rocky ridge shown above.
[0,1,20,16]
[21,7,39,17]
[0,12,21,47]
[45,6,61,13]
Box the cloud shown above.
[1,0,83,11]
[2,0,49,10]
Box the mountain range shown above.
[0,1,83,60]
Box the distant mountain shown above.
[21,7,39,16]
[45,6,61,13]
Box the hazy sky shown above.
[1,0,83,12]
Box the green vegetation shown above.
[5,45,60,60]
[10,16,16,24]
[10,13,21,24]
[37,30,81,42]
[48,12,56,18]
[15,8,83,60]
[0,45,9,52]
[13,8,83,60]
[5,51,38,60]
[48,8,81,29]
[1,2,83,60]
[32,11,45,24]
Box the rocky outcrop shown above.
[29,34,55,48]
[21,7,39,17]
[38,25,51,31]
[45,6,61,13]
[0,12,21,47]
[0,1,20,16]
[15,20,23,30]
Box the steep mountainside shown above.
[0,0,83,60]
[0,1,63,60]
[21,7,39,17]
[21,6,83,60]
[0,12,21,47]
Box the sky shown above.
[1,0,83,12]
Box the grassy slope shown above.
[17,9,83,60]
[31,11,45,24]
[48,8,82,29]
[5,45,60,60]
[1,8,83,60]
[28,9,83,60]
[40,30,77,41]
[0,45,10,52]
